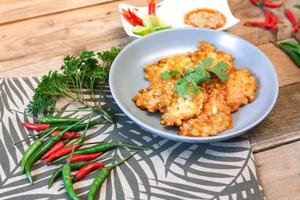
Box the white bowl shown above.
[119,0,240,38]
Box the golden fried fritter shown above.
[144,54,194,81]
[132,79,177,113]
[144,41,235,82]
[179,84,233,137]
[225,69,257,112]
[133,41,257,137]
[161,91,207,126]
[198,41,216,52]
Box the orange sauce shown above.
[184,8,226,29]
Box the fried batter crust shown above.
[161,91,207,126]
[132,79,177,113]
[225,69,257,112]
[179,84,233,137]
[133,41,257,137]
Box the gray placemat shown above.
[0,77,263,200]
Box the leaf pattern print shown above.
[0,77,263,200]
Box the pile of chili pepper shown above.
[121,8,143,26]
[250,0,282,8]
[246,0,300,68]
[17,114,144,200]
[121,0,156,26]
[283,3,300,34]
[244,9,279,31]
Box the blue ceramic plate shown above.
[109,28,279,143]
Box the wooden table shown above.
[0,1,299,199]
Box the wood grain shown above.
[0,0,117,25]
[258,42,300,87]
[0,0,300,85]
[228,0,300,45]
[249,82,300,153]
[0,1,299,199]
[255,141,300,200]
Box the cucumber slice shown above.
[132,26,153,36]
[153,25,172,31]
[142,16,161,28]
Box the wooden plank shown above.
[0,0,118,25]
[254,141,300,200]
[228,0,300,45]
[258,42,300,87]
[249,82,300,153]
[0,0,299,152]
[0,0,146,77]
[0,0,300,84]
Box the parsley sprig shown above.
[27,47,121,123]
[161,58,229,97]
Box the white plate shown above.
[119,0,240,38]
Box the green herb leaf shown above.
[184,68,194,74]
[209,62,229,82]
[190,85,200,95]
[197,57,214,68]
[27,48,121,115]
[174,78,189,97]
[80,51,95,59]
[160,70,180,80]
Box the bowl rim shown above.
[109,27,279,143]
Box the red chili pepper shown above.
[67,152,102,163]
[21,122,50,131]
[244,21,268,27]
[293,23,300,33]
[74,162,105,181]
[284,8,299,33]
[122,9,143,26]
[41,141,65,160]
[285,9,297,26]
[51,130,81,140]
[269,14,279,30]
[44,144,80,163]
[265,9,272,24]
[249,0,260,6]
[263,0,282,8]
[148,0,156,15]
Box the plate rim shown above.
[109,28,279,143]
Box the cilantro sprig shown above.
[160,58,229,97]
[26,47,121,122]
[160,70,180,80]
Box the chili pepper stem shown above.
[291,32,300,43]
[9,109,34,118]
[14,128,57,145]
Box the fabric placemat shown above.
[0,77,263,200]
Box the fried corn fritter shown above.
[179,83,232,137]
[132,41,257,137]
[132,79,177,113]
[161,91,207,126]
[225,69,257,112]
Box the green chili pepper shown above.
[87,154,135,200]
[74,143,145,154]
[25,117,88,184]
[62,162,81,200]
[278,42,300,68]
[48,157,104,188]
[37,116,81,124]
[50,143,144,165]
[65,116,91,147]
[55,119,102,132]
[20,129,56,174]
[48,117,94,188]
